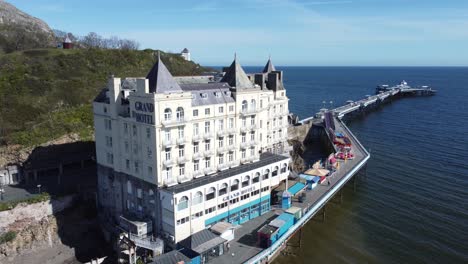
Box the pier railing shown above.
[245,117,370,264]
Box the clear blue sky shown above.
[8,0,468,66]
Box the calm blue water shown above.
[245,67,468,263]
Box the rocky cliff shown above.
[0,0,55,52]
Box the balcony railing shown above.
[177,174,191,183]
[228,161,239,168]
[227,128,236,135]
[164,177,178,187]
[203,132,213,140]
[217,130,226,137]
[240,157,251,164]
[177,156,189,164]
[163,159,175,167]
[193,170,204,178]
[217,146,228,153]
[226,144,236,151]
[162,138,175,147]
[217,163,229,171]
[240,108,259,116]
[204,167,216,175]
[204,150,214,157]
[161,117,189,127]
[193,152,203,160]
[240,142,249,149]
[176,137,188,145]
[192,134,203,142]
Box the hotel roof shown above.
[263,58,276,73]
[164,152,290,194]
[146,53,183,94]
[220,56,255,90]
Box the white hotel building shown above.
[93,55,291,245]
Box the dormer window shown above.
[201,93,208,99]
[225,91,231,96]
[214,92,221,98]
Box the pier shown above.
[210,86,434,264]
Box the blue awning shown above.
[288,182,306,196]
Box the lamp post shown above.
[37,184,41,194]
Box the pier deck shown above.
[211,118,369,264]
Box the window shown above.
[206,187,216,200]
[204,121,210,134]
[229,105,234,112]
[241,133,246,143]
[261,186,270,192]
[260,120,263,129]
[164,108,172,121]
[242,100,248,112]
[133,144,138,154]
[241,150,246,159]
[231,179,239,191]
[219,106,224,113]
[193,191,203,205]
[148,166,153,176]
[146,128,151,139]
[177,216,189,225]
[126,159,130,170]
[105,136,113,147]
[251,190,260,196]
[205,206,216,215]
[133,125,137,136]
[124,123,128,134]
[218,137,224,148]
[194,160,199,171]
[179,147,184,157]
[165,148,171,161]
[253,172,260,183]
[219,154,224,165]
[165,167,172,181]
[229,118,234,128]
[127,181,132,194]
[176,107,184,121]
[179,165,185,176]
[242,176,250,188]
[193,123,199,135]
[201,93,208,98]
[229,136,234,145]
[251,117,256,126]
[218,119,224,131]
[178,196,189,211]
[250,132,255,141]
[205,140,210,151]
[193,109,199,117]
[164,130,171,141]
[230,198,239,205]
[105,119,112,130]
[192,211,204,220]
[147,147,152,158]
[228,152,234,162]
[107,153,113,164]
[251,99,256,110]
[218,202,228,209]
[134,161,139,173]
[205,108,210,115]
[260,100,263,109]
[193,142,199,154]
[272,166,279,177]
[242,118,246,127]
[205,157,211,168]
[281,163,288,173]
[250,147,255,157]
[263,169,270,180]
[219,183,228,196]
[178,127,184,139]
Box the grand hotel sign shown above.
[132,101,154,125]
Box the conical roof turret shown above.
[262,57,276,73]
[220,55,254,89]
[146,52,182,93]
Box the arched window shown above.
[263,169,270,180]
[127,181,132,194]
[242,175,250,187]
[242,100,248,113]
[178,196,189,211]
[231,179,239,191]
[272,166,279,177]
[164,108,172,121]
[250,99,256,111]
[253,172,260,183]
[206,187,216,200]
[176,107,184,121]
[219,183,228,196]
[193,191,203,205]
[281,163,288,173]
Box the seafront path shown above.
[211,118,369,264]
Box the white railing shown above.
[163,159,175,167]
[217,146,228,153]
[177,156,189,164]
[203,132,213,140]
[164,178,178,187]
[204,167,216,175]
[192,134,203,142]
[193,170,204,178]
[240,108,259,116]
[227,128,237,135]
[176,137,188,145]
[227,144,236,151]
[204,150,214,157]
[161,117,189,127]
[217,164,229,171]
[177,174,191,183]
[217,130,226,137]
[162,138,175,147]
[193,152,203,160]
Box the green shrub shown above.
[0,231,17,244]
[0,192,50,212]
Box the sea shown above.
[243,66,468,264]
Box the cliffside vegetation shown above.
[0,48,209,146]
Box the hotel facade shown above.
[93,55,291,245]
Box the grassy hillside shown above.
[0,48,209,146]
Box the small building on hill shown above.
[63,36,73,49]
[180,48,190,61]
